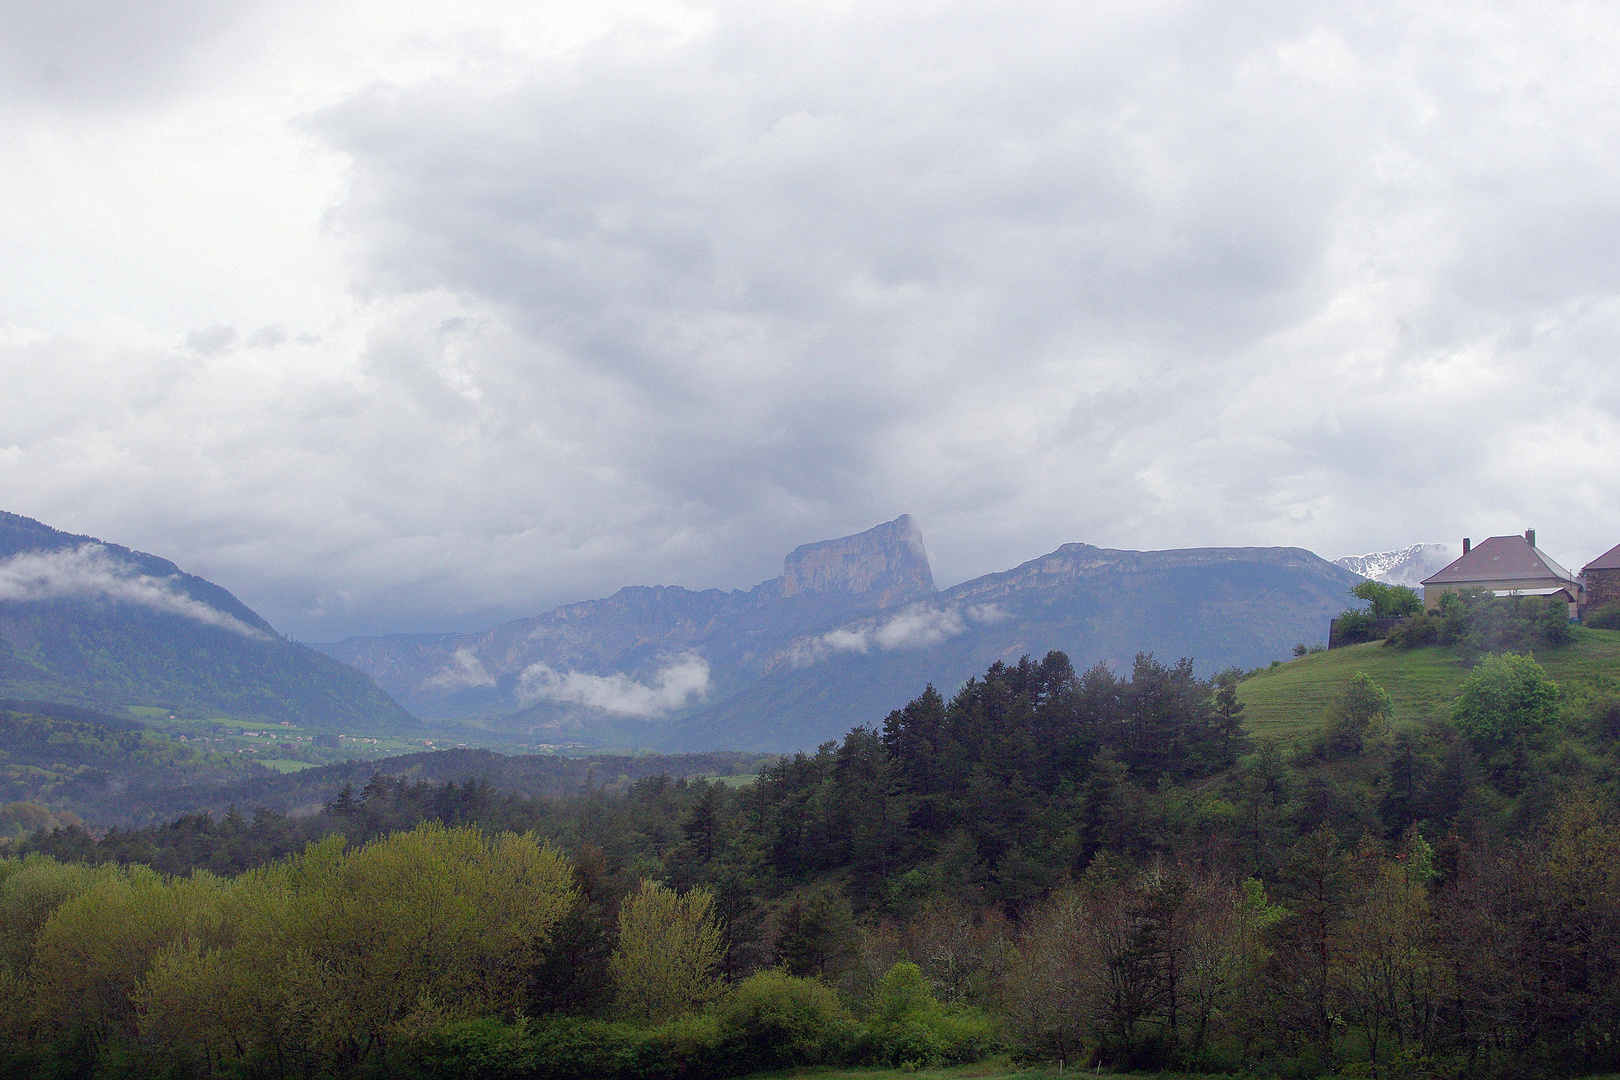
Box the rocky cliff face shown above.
[661,542,1366,752]
[777,514,935,603]
[951,542,1346,599]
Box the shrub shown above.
[1315,673,1392,760]
[1585,604,1620,630]
[403,1013,736,1080]
[1440,589,1570,654]
[1571,692,1620,741]
[523,1017,637,1080]
[1451,652,1559,752]
[1386,589,1572,654]
[1332,609,1382,646]
[864,962,998,1069]
[714,969,856,1072]
[872,1019,947,1071]
[404,1015,540,1080]
[629,1013,724,1080]
[1383,611,1441,649]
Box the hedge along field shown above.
[1235,626,1620,741]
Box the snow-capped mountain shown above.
[1334,544,1455,587]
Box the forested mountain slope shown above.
[0,701,268,827]
[0,512,415,731]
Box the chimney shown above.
[1525,528,1536,548]
[1463,537,1471,554]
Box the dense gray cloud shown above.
[0,0,261,110]
[1,1,1618,640]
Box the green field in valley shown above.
[1235,625,1620,742]
[253,758,317,773]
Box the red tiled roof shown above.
[1421,534,1576,586]
[1586,543,1620,572]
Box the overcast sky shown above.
[3,0,1619,640]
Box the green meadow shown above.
[1236,624,1620,741]
[252,758,318,773]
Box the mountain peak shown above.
[778,515,936,603]
[1335,544,1454,587]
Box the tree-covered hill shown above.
[1,713,775,828]
[0,511,416,731]
[0,702,268,827]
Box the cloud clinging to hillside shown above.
[0,546,269,638]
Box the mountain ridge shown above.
[0,512,416,731]
[319,522,1365,752]
[662,541,1365,750]
[313,515,937,723]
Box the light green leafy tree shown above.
[135,823,576,1074]
[29,865,231,1047]
[610,880,726,1022]
[1451,652,1558,750]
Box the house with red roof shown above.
[1420,529,1584,618]
[1585,543,1620,611]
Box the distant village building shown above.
[1420,530,1583,618]
[1585,542,1620,610]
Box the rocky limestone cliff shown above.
[777,515,936,603]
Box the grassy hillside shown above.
[1236,625,1620,741]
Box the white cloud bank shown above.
[517,653,710,717]
[419,647,497,692]
[0,544,270,639]
[794,602,1009,664]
